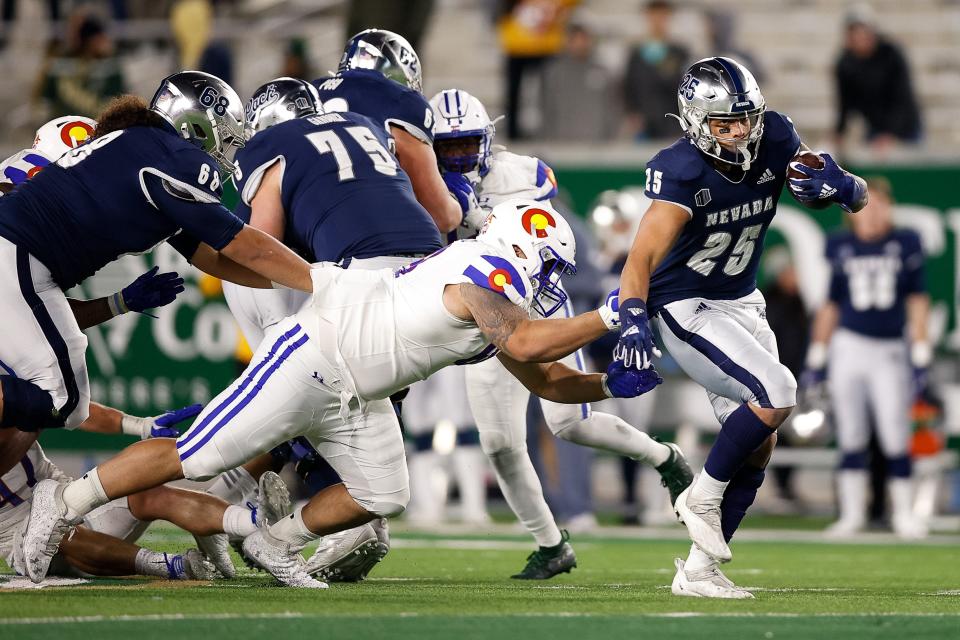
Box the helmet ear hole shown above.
[191,123,208,140]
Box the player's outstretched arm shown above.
[186,227,312,292]
[619,200,689,303]
[454,283,608,363]
[393,126,462,233]
[67,267,185,329]
[498,355,662,403]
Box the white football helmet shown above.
[33,116,97,160]
[588,189,649,259]
[478,199,576,317]
[429,89,495,186]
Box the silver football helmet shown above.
[670,57,765,170]
[150,70,246,175]
[245,77,322,138]
[339,28,422,92]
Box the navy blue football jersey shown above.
[645,111,801,312]
[233,111,442,263]
[826,228,925,338]
[313,69,434,144]
[0,126,243,290]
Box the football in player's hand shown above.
[787,151,830,209]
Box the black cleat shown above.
[511,530,577,580]
[656,442,694,506]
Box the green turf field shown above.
[2,525,958,640]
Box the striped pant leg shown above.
[222,281,310,352]
[176,318,335,481]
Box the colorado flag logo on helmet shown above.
[520,207,556,239]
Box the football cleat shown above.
[256,471,293,525]
[511,530,577,580]
[655,442,694,505]
[674,482,732,563]
[194,533,236,578]
[22,479,75,583]
[242,529,328,588]
[671,557,754,599]
[303,522,388,582]
[823,517,865,539]
[892,515,928,540]
[180,549,220,581]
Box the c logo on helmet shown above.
[520,208,556,239]
[60,120,95,148]
[487,268,512,292]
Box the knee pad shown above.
[479,429,525,456]
[351,488,409,519]
[0,376,64,430]
[767,364,798,409]
[541,400,589,437]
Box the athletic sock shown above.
[703,404,774,482]
[719,464,765,542]
[553,411,671,467]
[690,469,729,506]
[684,543,715,572]
[222,504,258,538]
[487,447,563,548]
[206,467,259,505]
[135,549,183,579]
[268,506,318,547]
[61,468,108,522]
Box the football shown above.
[787,151,831,209]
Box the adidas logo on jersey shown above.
[756,168,775,184]
[693,302,711,315]
[819,183,837,199]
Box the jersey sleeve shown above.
[141,169,243,251]
[643,150,697,215]
[825,236,846,303]
[387,86,434,144]
[902,231,926,294]
[533,159,558,201]
[764,111,802,161]
[234,137,286,207]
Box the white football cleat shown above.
[22,479,75,583]
[892,515,928,540]
[256,471,292,526]
[181,548,220,580]
[674,484,731,563]
[671,557,754,599]
[823,517,865,539]
[194,533,236,578]
[303,522,388,582]
[242,529,328,588]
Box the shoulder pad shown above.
[650,141,705,182]
[763,111,796,145]
[460,244,531,306]
[534,158,558,201]
[0,148,52,185]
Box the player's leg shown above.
[867,341,924,538]
[825,330,872,536]
[466,356,575,579]
[654,294,796,563]
[0,242,91,431]
[22,319,319,582]
[245,398,408,588]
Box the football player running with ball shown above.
[615,57,868,598]
[430,88,693,579]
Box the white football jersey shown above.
[477,150,558,209]
[297,240,533,401]
[0,442,63,519]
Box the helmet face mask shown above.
[429,89,496,186]
[339,29,422,92]
[477,200,577,317]
[150,71,246,176]
[245,77,322,138]
[672,57,766,170]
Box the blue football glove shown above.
[443,171,487,233]
[603,361,663,398]
[597,288,620,330]
[150,404,203,438]
[787,152,865,212]
[115,266,185,318]
[614,297,661,369]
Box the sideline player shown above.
[0,71,314,438]
[803,177,929,539]
[314,28,462,233]
[614,57,868,598]
[428,88,692,578]
[23,200,660,588]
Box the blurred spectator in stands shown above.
[703,9,764,84]
[834,5,921,156]
[40,9,125,119]
[496,0,578,140]
[281,38,312,81]
[346,0,435,51]
[622,0,688,141]
[761,246,809,510]
[539,12,619,142]
[172,0,233,84]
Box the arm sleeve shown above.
[167,231,202,260]
[142,171,243,251]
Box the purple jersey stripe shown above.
[179,334,309,461]
[20,455,36,487]
[0,479,23,507]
